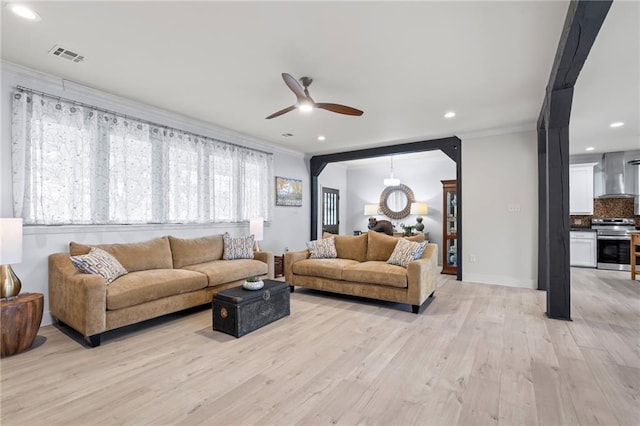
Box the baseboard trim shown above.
[463,273,536,289]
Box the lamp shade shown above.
[0,218,23,264]
[410,202,428,215]
[364,204,379,216]
[249,217,264,242]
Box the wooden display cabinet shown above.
[441,180,457,275]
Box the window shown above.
[11,91,273,225]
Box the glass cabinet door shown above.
[446,191,457,237]
[441,180,457,275]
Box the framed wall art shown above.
[275,176,303,207]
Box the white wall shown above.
[1,61,309,325]
[461,130,538,288]
[317,163,348,237]
[346,153,456,261]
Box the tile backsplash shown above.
[593,197,635,218]
[570,215,592,228]
[570,197,639,228]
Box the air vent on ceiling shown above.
[49,45,85,63]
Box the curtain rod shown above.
[15,85,273,156]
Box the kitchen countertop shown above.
[570,228,597,232]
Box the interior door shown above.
[322,187,339,235]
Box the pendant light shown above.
[383,156,400,186]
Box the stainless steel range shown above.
[592,218,636,271]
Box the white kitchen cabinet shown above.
[570,163,597,214]
[570,231,597,267]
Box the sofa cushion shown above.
[70,247,128,284]
[292,258,359,280]
[343,261,408,288]
[365,231,426,261]
[70,237,174,272]
[307,236,337,259]
[366,231,399,261]
[168,235,223,268]
[106,269,208,310]
[333,233,368,262]
[406,233,426,243]
[222,233,255,260]
[183,259,268,286]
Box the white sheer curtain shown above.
[11,91,273,225]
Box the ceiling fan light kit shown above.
[266,73,363,119]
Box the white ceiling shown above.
[1,1,637,156]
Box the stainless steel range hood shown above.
[597,151,639,198]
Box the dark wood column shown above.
[309,157,327,241]
[537,117,548,292]
[538,0,612,319]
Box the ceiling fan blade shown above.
[265,105,296,119]
[282,73,308,102]
[315,103,364,116]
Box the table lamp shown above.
[364,204,379,218]
[0,218,23,299]
[410,202,428,232]
[250,217,264,252]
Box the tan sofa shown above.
[49,235,274,346]
[285,231,438,313]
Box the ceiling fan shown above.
[266,73,364,119]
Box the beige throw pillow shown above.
[222,233,255,260]
[70,247,128,284]
[307,236,338,259]
[387,239,428,268]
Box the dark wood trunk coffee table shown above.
[212,280,290,338]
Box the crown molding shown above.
[1,60,306,159]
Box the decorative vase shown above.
[0,265,22,299]
[243,279,264,291]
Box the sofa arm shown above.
[49,253,107,338]
[284,250,309,283]
[406,243,438,305]
[253,251,275,279]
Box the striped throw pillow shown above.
[306,236,337,259]
[70,247,128,284]
[222,233,255,260]
[387,239,427,268]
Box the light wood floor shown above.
[1,268,638,425]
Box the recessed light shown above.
[6,3,41,21]
[317,136,326,141]
[444,111,456,119]
[609,122,624,128]
[585,147,595,151]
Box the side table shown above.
[1,293,44,357]
[274,255,284,278]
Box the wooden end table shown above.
[274,255,284,278]
[1,293,44,357]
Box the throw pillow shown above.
[222,233,255,260]
[70,247,128,284]
[306,236,338,259]
[412,241,428,259]
[387,238,427,268]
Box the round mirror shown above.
[379,184,415,219]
